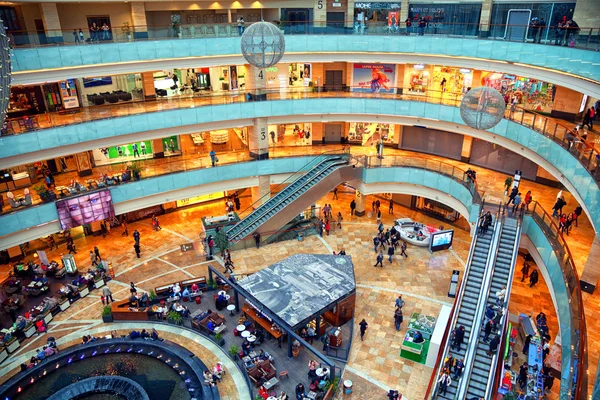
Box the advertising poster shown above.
[230,66,238,90]
[59,79,80,109]
[92,141,153,165]
[352,63,396,93]
[162,136,180,153]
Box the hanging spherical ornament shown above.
[460,87,505,130]
[240,21,285,68]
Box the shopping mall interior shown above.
[0,1,599,400]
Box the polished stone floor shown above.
[3,183,586,399]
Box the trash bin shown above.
[344,380,353,394]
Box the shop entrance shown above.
[325,70,343,91]
[283,9,310,33]
[86,15,112,41]
[324,123,342,143]
[33,19,48,45]
[326,12,345,31]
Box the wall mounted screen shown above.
[56,190,115,230]
[82,77,113,88]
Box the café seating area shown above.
[86,90,133,106]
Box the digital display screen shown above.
[82,76,113,88]
[430,230,454,252]
[56,190,115,230]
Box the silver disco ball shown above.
[460,87,505,130]
[0,21,10,128]
[240,21,285,68]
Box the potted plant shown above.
[504,177,513,196]
[149,291,157,303]
[32,183,56,203]
[207,279,218,291]
[228,344,240,358]
[23,321,36,338]
[129,161,143,181]
[59,297,70,311]
[79,282,89,298]
[215,230,229,255]
[5,336,19,353]
[215,332,225,346]
[102,305,113,323]
[121,21,132,41]
[94,274,105,288]
[167,310,183,326]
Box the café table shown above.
[316,368,329,377]
[247,335,257,343]
[236,324,246,332]
[241,330,250,338]
[227,304,236,316]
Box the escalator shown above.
[226,153,358,243]
[433,217,501,400]
[463,216,521,399]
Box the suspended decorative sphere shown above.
[460,87,505,130]
[240,21,285,68]
[0,20,10,126]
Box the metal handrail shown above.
[454,214,503,399]
[484,217,522,398]
[427,207,493,398]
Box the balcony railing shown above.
[7,22,600,52]
[528,201,587,399]
[4,86,599,188]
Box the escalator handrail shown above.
[486,218,522,398]
[229,147,349,236]
[228,155,349,241]
[427,210,490,398]
[454,216,503,400]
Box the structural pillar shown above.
[393,125,403,149]
[141,72,157,101]
[75,151,93,177]
[245,64,266,100]
[354,190,366,217]
[39,3,63,43]
[130,2,149,40]
[248,117,269,160]
[251,175,270,208]
[152,139,164,158]
[461,136,473,163]
[580,237,600,294]
[227,9,233,23]
[479,0,493,37]
[313,0,326,29]
[400,0,409,30]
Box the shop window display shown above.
[162,136,181,155]
[489,2,575,41]
[407,3,482,36]
[432,66,472,94]
[483,72,555,114]
[92,141,153,166]
[407,65,430,94]
[348,122,395,146]
[264,64,312,89]
[267,123,313,146]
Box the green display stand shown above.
[400,329,430,364]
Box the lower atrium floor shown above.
[0,182,595,398]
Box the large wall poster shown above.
[352,63,397,93]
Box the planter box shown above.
[102,315,113,323]
[6,339,19,353]
[43,311,53,324]
[24,323,36,338]
[59,301,70,311]
[94,279,105,289]
[79,287,89,297]
[0,348,7,363]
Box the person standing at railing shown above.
[237,17,245,36]
[90,22,100,43]
[582,108,593,130]
[417,17,426,36]
[73,29,80,44]
[565,19,579,47]
[573,205,582,227]
[78,29,85,44]
[101,23,111,41]
[404,17,412,35]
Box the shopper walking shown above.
[521,262,530,282]
[332,187,338,200]
[395,295,405,309]
[512,192,522,213]
[359,319,368,341]
[506,186,518,206]
[336,212,343,229]
[437,372,452,395]
[121,221,129,236]
[253,232,261,248]
[517,363,528,389]
[94,246,101,260]
[389,199,394,214]
[394,308,403,331]
[134,243,141,258]
[90,251,98,267]
[400,241,408,258]
[376,209,382,224]
[574,205,583,227]
[529,269,539,288]
[209,150,217,167]
[374,251,384,267]
[133,230,140,245]
[387,245,395,263]
[102,286,114,304]
[350,199,356,216]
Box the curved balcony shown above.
[1,90,598,237]
[0,153,482,248]
[11,31,600,94]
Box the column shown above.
[395,64,406,92]
[75,151,93,177]
[581,238,600,294]
[471,70,483,89]
[39,3,63,43]
[314,0,326,29]
[552,86,585,120]
[131,3,148,40]
[354,190,366,217]
[479,0,493,38]
[248,118,269,160]
[152,139,164,158]
[227,9,233,23]
[245,65,266,100]
[400,0,409,31]
[141,72,156,101]
[311,122,324,145]
[312,63,324,90]
[251,175,270,208]
[346,0,355,29]
[573,0,600,31]
[461,136,473,162]
[393,125,403,149]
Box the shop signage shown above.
[266,67,278,72]
[59,79,80,109]
[355,2,400,9]
[332,3,342,6]
[176,192,225,207]
[459,69,471,74]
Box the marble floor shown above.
[1,181,589,399]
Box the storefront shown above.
[267,123,313,146]
[79,74,141,106]
[405,64,473,95]
[206,66,247,92]
[264,63,313,90]
[482,72,555,113]
[353,2,401,24]
[489,2,576,40]
[351,63,396,93]
[407,3,482,36]
[92,141,154,166]
[8,79,81,119]
[348,122,395,146]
